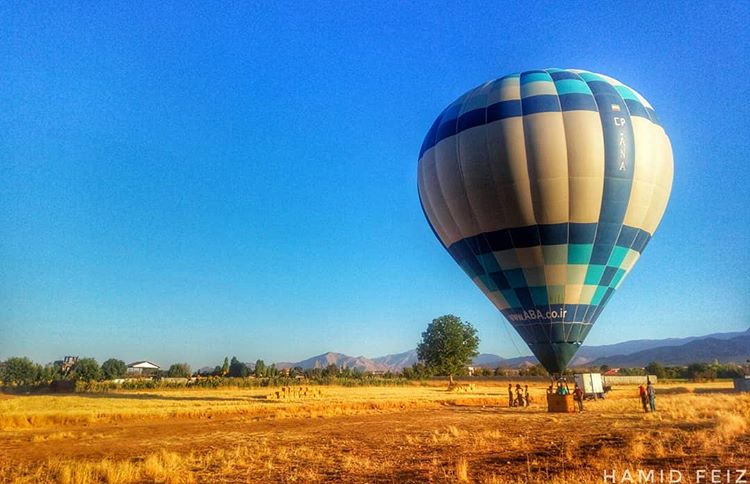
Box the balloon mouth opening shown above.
[527,341,583,375]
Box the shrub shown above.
[101,359,128,380]
[0,357,42,386]
[70,358,103,382]
[167,363,192,378]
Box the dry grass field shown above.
[1,381,748,483]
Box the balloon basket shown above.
[547,393,576,413]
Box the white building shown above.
[126,361,160,376]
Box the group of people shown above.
[546,379,569,395]
[504,378,656,414]
[507,383,531,407]
[638,381,656,412]
[546,379,585,412]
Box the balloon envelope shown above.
[417,68,673,374]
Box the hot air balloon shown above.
[417,68,673,375]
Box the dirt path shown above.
[1,405,498,462]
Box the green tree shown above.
[519,364,548,377]
[306,367,323,379]
[221,357,229,376]
[599,364,610,373]
[101,359,128,380]
[49,360,66,380]
[70,358,103,382]
[686,362,716,381]
[228,357,249,377]
[417,315,480,384]
[254,359,266,378]
[37,364,57,384]
[167,363,192,378]
[323,363,340,377]
[645,361,666,379]
[1,357,41,386]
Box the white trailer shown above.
[734,376,750,392]
[574,373,606,399]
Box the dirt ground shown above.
[1,383,748,483]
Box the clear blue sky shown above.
[1,2,748,368]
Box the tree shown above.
[417,315,480,384]
[37,364,57,384]
[70,358,103,382]
[254,359,266,378]
[519,364,548,377]
[645,361,666,380]
[221,357,229,376]
[306,367,323,379]
[402,362,432,380]
[1,357,41,386]
[101,359,127,380]
[686,362,716,382]
[228,357,249,377]
[167,363,192,378]
[323,363,340,377]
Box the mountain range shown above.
[274,328,750,372]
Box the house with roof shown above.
[127,361,160,376]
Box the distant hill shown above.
[472,353,505,367]
[570,328,749,366]
[273,328,749,372]
[586,334,750,367]
[372,351,512,371]
[372,350,418,369]
[275,350,511,372]
[276,352,387,372]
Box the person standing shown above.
[559,379,569,395]
[646,380,656,412]
[508,383,514,407]
[524,385,530,407]
[638,384,649,412]
[573,383,584,412]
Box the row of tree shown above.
[206,356,281,378]
[0,353,347,387]
[0,356,199,386]
[2,355,746,388]
[1,315,746,387]
[615,361,747,381]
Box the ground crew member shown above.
[573,383,584,412]
[638,384,649,412]
[646,380,656,412]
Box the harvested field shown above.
[1,381,748,483]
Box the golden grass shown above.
[455,456,469,482]
[1,381,747,483]
[0,386,473,431]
